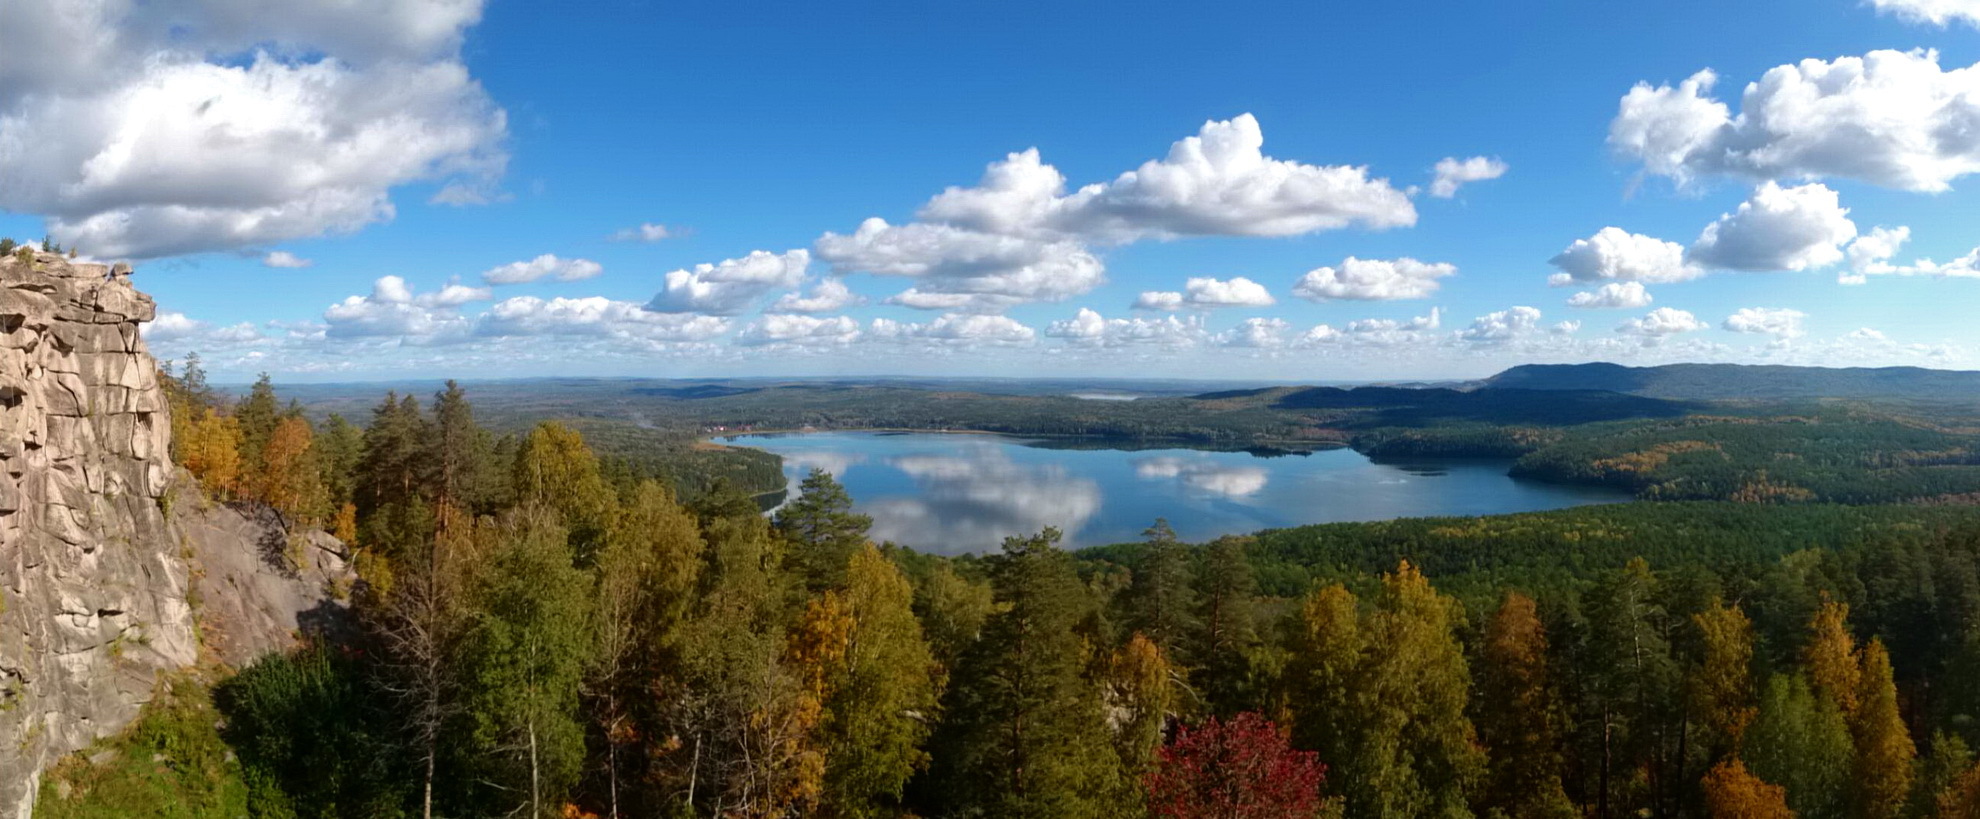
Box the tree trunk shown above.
[529,717,541,818]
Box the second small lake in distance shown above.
[726,431,1631,554]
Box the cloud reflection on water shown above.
[860,447,1103,550]
[1132,456,1270,498]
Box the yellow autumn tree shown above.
[257,415,329,526]
[1854,638,1916,819]
[1106,632,1174,784]
[1701,759,1794,819]
[1938,761,1980,818]
[179,407,243,499]
[782,590,854,815]
[1693,599,1758,752]
[1805,598,1862,717]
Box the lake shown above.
[726,431,1631,554]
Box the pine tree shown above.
[1122,519,1197,664]
[933,529,1120,818]
[1477,592,1576,819]
[235,373,281,486]
[1853,638,1916,819]
[356,392,433,557]
[1579,557,1677,818]
[314,413,364,512]
[813,544,940,818]
[774,468,873,592]
[1193,535,1258,716]
[429,381,496,519]
[458,506,595,818]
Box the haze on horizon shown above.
[3,0,1979,382]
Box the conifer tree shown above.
[1477,592,1576,819]
[1122,519,1197,664]
[933,529,1120,818]
[1804,598,1861,717]
[773,468,873,592]
[235,373,281,480]
[1853,638,1916,819]
[429,380,496,519]
[1193,535,1258,716]
[1580,557,1677,818]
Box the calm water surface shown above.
[729,431,1629,554]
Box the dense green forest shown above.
[34,370,1980,818]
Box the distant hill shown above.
[1192,385,1690,425]
[1483,362,1980,401]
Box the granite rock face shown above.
[0,251,348,816]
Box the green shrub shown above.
[35,677,249,819]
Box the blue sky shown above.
[4,0,1979,381]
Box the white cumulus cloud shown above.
[1687,182,1857,271]
[323,275,484,341]
[869,313,1037,345]
[1567,281,1655,309]
[262,251,312,268]
[646,249,811,315]
[771,278,863,313]
[1132,291,1185,311]
[0,0,506,258]
[482,254,604,285]
[1839,226,1980,283]
[921,114,1416,242]
[1293,256,1457,301]
[1215,317,1291,348]
[815,218,1103,313]
[1428,156,1508,198]
[735,314,862,347]
[1046,309,1206,347]
[610,222,677,242]
[1459,306,1544,344]
[1617,307,1707,337]
[1610,50,1980,191]
[1723,307,1808,339]
[1870,0,1980,28]
[476,296,729,343]
[1549,227,1702,285]
[1183,276,1276,308]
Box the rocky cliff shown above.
[0,250,348,817]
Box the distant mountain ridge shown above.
[1483,362,1980,401]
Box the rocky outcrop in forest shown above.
[0,250,348,817]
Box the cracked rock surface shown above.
[0,252,350,817]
